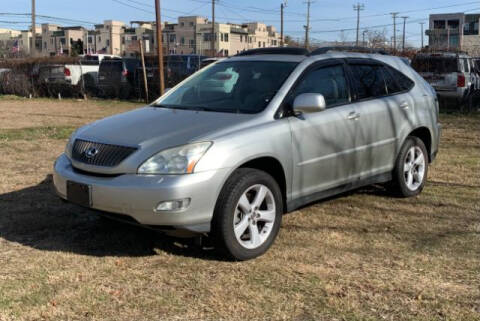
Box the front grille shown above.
[72,139,137,167]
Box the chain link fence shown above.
[0,55,201,102]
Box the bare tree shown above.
[367,28,388,49]
[338,30,349,45]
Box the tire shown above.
[390,136,429,197]
[212,168,283,261]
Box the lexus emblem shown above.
[85,147,99,159]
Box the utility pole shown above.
[401,16,408,51]
[31,0,36,57]
[353,3,364,47]
[419,22,425,49]
[304,0,313,49]
[280,1,287,47]
[211,0,216,57]
[155,0,165,95]
[391,12,398,53]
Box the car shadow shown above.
[0,175,223,260]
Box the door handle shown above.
[400,102,410,109]
[347,112,360,120]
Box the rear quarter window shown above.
[384,66,415,93]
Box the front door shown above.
[287,61,359,200]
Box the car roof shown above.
[226,51,403,64]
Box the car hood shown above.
[76,106,257,150]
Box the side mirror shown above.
[293,93,326,114]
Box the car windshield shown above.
[155,60,298,114]
[412,56,459,73]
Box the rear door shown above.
[98,60,123,86]
[287,60,360,199]
[346,59,415,178]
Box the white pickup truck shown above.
[38,54,120,93]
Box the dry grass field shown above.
[0,96,479,321]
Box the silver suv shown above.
[53,48,442,260]
[412,52,478,109]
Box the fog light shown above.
[155,198,191,212]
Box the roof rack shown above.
[235,47,310,56]
[310,46,389,56]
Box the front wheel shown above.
[390,136,428,197]
[212,168,283,261]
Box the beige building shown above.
[156,16,282,57]
[40,24,86,56]
[17,26,41,55]
[123,21,155,57]
[426,13,480,56]
[93,20,125,55]
[3,16,281,58]
[0,28,21,41]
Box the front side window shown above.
[156,61,298,114]
[290,64,349,107]
[349,64,387,100]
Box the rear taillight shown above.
[457,74,465,87]
[64,67,71,77]
[122,69,128,77]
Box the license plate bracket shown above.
[67,181,91,207]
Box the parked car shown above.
[53,47,441,260]
[200,57,225,68]
[37,54,119,95]
[98,57,140,98]
[412,52,478,108]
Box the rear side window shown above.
[99,61,123,73]
[292,64,349,107]
[349,64,387,100]
[412,56,458,73]
[383,66,415,93]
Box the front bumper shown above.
[53,154,230,233]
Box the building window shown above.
[224,33,228,42]
[263,42,266,47]
[189,22,194,27]
[98,36,101,42]
[433,20,446,29]
[189,39,194,48]
[240,35,243,42]
[122,37,125,45]
[132,36,137,41]
[258,41,261,47]
[169,34,176,43]
[181,37,185,44]
[464,15,480,35]
[88,37,93,44]
[180,22,185,27]
[106,39,110,46]
[60,38,66,45]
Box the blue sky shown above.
[1,0,480,46]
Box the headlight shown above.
[138,142,212,175]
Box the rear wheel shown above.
[390,137,428,197]
[212,168,283,261]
